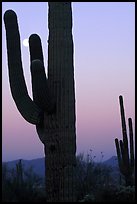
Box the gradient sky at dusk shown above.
[2,2,135,162]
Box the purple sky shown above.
[2,2,135,162]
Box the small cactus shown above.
[115,95,134,186]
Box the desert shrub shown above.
[78,184,135,202]
[115,185,135,202]
[75,151,113,201]
[2,161,46,202]
[79,194,95,202]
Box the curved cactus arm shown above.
[128,118,134,171]
[29,35,55,114]
[36,122,46,144]
[4,10,43,125]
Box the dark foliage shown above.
[2,160,46,202]
[2,154,135,202]
[76,152,135,202]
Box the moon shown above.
[23,38,29,47]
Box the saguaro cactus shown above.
[4,2,76,202]
[115,95,134,186]
[16,159,24,187]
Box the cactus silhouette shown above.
[115,95,134,186]
[16,159,24,187]
[4,2,76,202]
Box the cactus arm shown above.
[4,10,43,125]
[30,59,55,113]
[119,140,126,165]
[119,96,127,138]
[29,34,44,63]
[119,139,130,177]
[29,34,55,113]
[30,60,56,144]
[119,95,130,167]
[119,140,127,174]
[115,138,122,170]
[128,118,134,171]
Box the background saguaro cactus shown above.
[115,95,134,186]
[4,2,76,202]
[16,159,24,187]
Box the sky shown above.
[2,2,135,162]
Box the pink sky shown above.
[2,2,135,161]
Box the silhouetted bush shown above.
[75,151,114,201]
[2,161,46,202]
[2,154,135,202]
[75,151,135,202]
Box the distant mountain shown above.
[3,158,45,178]
[103,156,118,167]
[2,155,119,179]
[103,156,120,184]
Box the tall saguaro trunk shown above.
[46,3,76,202]
[4,2,76,202]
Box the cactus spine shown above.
[4,2,76,202]
[115,95,134,186]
